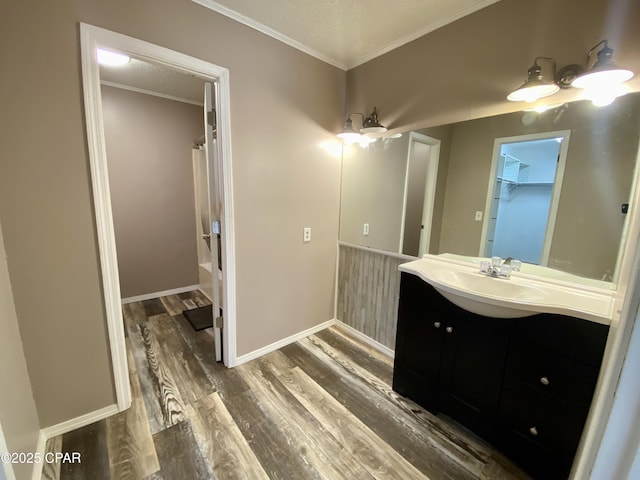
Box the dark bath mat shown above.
[183,305,213,331]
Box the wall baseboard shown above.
[41,404,119,440]
[333,320,395,358]
[30,404,118,480]
[235,319,336,366]
[121,285,198,304]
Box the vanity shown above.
[392,256,612,480]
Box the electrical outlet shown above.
[363,223,370,236]
[303,227,311,242]
[475,211,483,221]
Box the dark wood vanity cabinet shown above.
[393,272,610,480]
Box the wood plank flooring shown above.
[43,291,531,480]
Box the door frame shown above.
[479,130,570,265]
[79,23,237,411]
[399,132,441,256]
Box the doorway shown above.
[400,132,441,256]
[480,130,570,265]
[80,24,237,412]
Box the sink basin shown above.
[399,255,614,323]
[428,270,548,318]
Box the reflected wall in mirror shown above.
[339,92,640,283]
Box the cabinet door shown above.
[438,315,509,438]
[393,274,446,411]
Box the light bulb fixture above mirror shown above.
[507,57,559,102]
[337,107,387,143]
[571,40,634,107]
[506,40,634,107]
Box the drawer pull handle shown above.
[434,322,441,328]
[540,376,550,386]
[446,326,453,333]
[529,426,539,436]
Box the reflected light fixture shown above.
[507,57,559,102]
[571,40,634,107]
[361,107,387,133]
[97,48,131,66]
[337,107,387,143]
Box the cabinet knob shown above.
[529,426,538,436]
[446,326,453,333]
[434,321,441,328]
[540,376,550,386]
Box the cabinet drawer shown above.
[496,389,588,479]
[505,340,600,405]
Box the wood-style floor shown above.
[43,291,530,480]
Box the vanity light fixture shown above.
[361,107,387,133]
[337,107,388,143]
[336,116,362,143]
[507,57,560,102]
[571,40,634,106]
[572,40,634,88]
[97,48,131,66]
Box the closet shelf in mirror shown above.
[497,177,553,187]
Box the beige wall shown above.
[338,124,453,256]
[346,0,640,132]
[340,136,409,251]
[0,222,40,480]
[0,0,344,427]
[102,86,202,298]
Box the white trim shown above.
[399,132,441,256]
[214,65,238,368]
[42,404,119,440]
[0,421,16,480]
[80,24,238,411]
[100,80,204,106]
[333,320,395,358]
[80,24,131,412]
[29,431,47,480]
[121,285,199,304]
[333,243,340,321]
[338,241,417,262]
[191,0,347,70]
[479,130,571,265]
[190,0,500,70]
[235,320,336,366]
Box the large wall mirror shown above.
[339,91,640,286]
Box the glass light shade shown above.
[360,107,387,134]
[572,67,634,89]
[337,131,362,143]
[360,126,387,134]
[507,80,559,102]
[584,83,628,107]
[337,117,362,143]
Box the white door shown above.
[204,82,223,362]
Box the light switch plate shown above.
[363,223,370,235]
[475,211,483,221]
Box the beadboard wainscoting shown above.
[337,243,415,351]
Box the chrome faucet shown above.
[480,256,518,279]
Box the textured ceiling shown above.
[193,0,501,69]
[99,0,501,102]
[99,58,205,104]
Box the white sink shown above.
[399,255,614,323]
